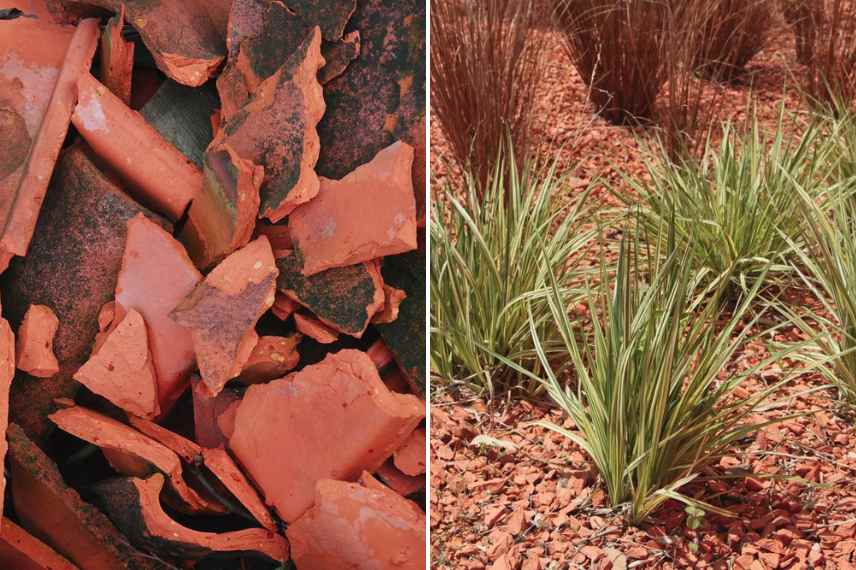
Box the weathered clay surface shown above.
[271,292,299,320]
[0,304,13,523]
[254,223,292,253]
[73,308,160,419]
[94,474,289,562]
[239,334,301,384]
[0,17,98,270]
[376,230,426,395]
[367,339,394,370]
[179,144,264,269]
[126,415,201,464]
[202,447,277,532]
[7,423,165,569]
[290,141,417,275]
[16,304,59,378]
[293,313,339,344]
[285,0,356,40]
[394,426,425,476]
[276,248,384,336]
[375,458,425,497]
[116,214,202,414]
[172,237,278,396]
[48,406,211,513]
[230,349,425,522]
[66,0,224,86]
[319,31,361,84]
[191,377,242,449]
[0,517,78,570]
[72,72,202,221]
[1,146,168,443]
[287,479,426,569]
[99,6,134,104]
[373,284,407,324]
[214,26,326,221]
[316,0,426,224]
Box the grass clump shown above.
[430,0,549,194]
[504,232,790,524]
[692,0,773,81]
[616,114,826,297]
[430,151,595,398]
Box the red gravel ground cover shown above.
[430,18,856,570]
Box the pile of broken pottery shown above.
[0,0,426,568]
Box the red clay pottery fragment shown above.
[116,214,202,413]
[73,309,160,419]
[214,24,326,221]
[0,17,98,271]
[287,479,426,569]
[66,0,225,86]
[394,426,426,476]
[319,30,360,84]
[48,406,213,513]
[293,313,339,344]
[239,334,301,384]
[72,72,202,220]
[229,349,425,522]
[290,141,418,276]
[0,517,78,570]
[3,146,168,443]
[276,249,385,336]
[94,474,289,562]
[172,236,277,396]
[7,424,165,569]
[191,377,242,449]
[126,415,202,464]
[99,6,134,104]
[376,234,426,394]
[0,303,13,520]
[16,304,59,378]
[271,293,300,320]
[373,284,407,324]
[202,446,277,532]
[316,0,426,224]
[179,144,264,269]
[375,459,425,497]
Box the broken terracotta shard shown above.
[16,304,59,378]
[99,5,134,104]
[214,26,326,221]
[319,30,360,84]
[116,214,202,414]
[73,308,160,419]
[0,517,78,570]
[48,406,213,514]
[0,304,13,522]
[316,0,426,224]
[0,17,98,271]
[373,284,407,324]
[2,146,168,443]
[72,72,202,220]
[67,0,224,87]
[285,0,356,40]
[394,426,426,476]
[293,313,339,345]
[229,349,424,522]
[171,236,278,396]
[7,424,165,569]
[376,231,426,395]
[287,479,426,569]
[254,222,292,253]
[202,447,277,532]
[179,144,264,269]
[191,378,242,449]
[216,399,241,442]
[290,141,418,276]
[276,248,384,336]
[375,459,425,497]
[239,334,301,384]
[126,415,201,464]
[94,474,289,562]
[271,293,300,321]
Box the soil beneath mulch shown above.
[429,15,856,570]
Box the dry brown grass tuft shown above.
[693,0,775,81]
[430,0,550,195]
